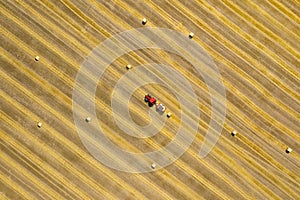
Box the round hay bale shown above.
[85,117,91,123]
[231,130,237,136]
[167,112,172,118]
[35,56,40,61]
[37,122,42,128]
[286,147,292,154]
[126,64,132,70]
[189,32,194,39]
[142,18,147,25]
[151,163,156,169]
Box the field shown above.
[1,0,300,199]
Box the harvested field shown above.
[1,0,300,199]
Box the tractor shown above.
[144,94,156,107]
[144,94,166,114]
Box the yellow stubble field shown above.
[0,0,299,199]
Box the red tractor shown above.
[144,94,156,107]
